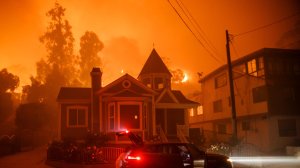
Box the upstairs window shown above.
[143,78,151,88]
[215,73,227,88]
[154,77,164,89]
[247,57,264,77]
[67,106,88,127]
[197,106,203,115]
[247,59,257,76]
[189,108,194,117]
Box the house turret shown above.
[138,49,172,90]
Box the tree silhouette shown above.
[39,2,78,86]
[0,68,19,122]
[22,77,45,103]
[24,2,79,104]
[0,68,19,93]
[79,31,104,86]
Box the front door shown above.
[167,109,184,135]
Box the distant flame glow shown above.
[181,73,188,83]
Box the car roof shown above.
[143,142,189,145]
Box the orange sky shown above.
[0,0,299,93]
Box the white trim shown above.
[66,105,88,128]
[108,102,116,131]
[117,101,142,131]
[99,97,102,132]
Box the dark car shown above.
[116,131,232,168]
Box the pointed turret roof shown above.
[138,49,172,77]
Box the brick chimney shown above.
[90,67,102,91]
[90,67,102,132]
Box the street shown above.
[0,146,115,168]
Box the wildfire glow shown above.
[181,73,188,83]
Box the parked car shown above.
[116,131,232,168]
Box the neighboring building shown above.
[57,49,199,143]
[190,48,300,153]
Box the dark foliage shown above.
[47,133,110,164]
[0,93,13,123]
[0,68,19,93]
[0,134,20,156]
[15,103,53,129]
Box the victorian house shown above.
[57,49,199,143]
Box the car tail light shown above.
[127,155,141,161]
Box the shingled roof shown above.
[57,87,91,101]
[171,90,199,104]
[138,49,172,77]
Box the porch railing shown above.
[156,125,168,142]
[177,125,189,143]
[101,147,125,163]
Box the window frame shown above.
[197,106,203,115]
[66,106,88,128]
[118,101,143,131]
[214,73,227,88]
[247,57,265,77]
[189,108,194,117]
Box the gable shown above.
[156,89,199,107]
[98,74,157,96]
[159,93,177,103]
[156,89,178,103]
[114,90,144,97]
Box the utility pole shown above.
[226,30,238,145]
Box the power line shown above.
[167,0,223,63]
[175,0,222,59]
[234,11,300,38]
